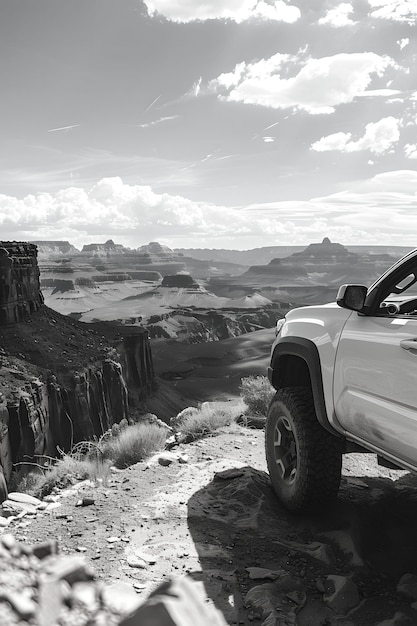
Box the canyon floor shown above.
[5,419,417,626]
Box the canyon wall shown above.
[0,360,129,482]
[0,243,155,499]
[0,242,44,325]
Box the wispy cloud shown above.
[47,124,80,133]
[369,0,417,23]
[404,144,417,159]
[144,95,161,113]
[137,115,181,128]
[263,121,280,131]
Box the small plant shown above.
[239,375,275,416]
[101,422,167,468]
[14,455,112,499]
[173,403,243,441]
[13,420,165,496]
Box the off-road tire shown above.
[265,387,342,512]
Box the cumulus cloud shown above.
[143,0,300,23]
[0,177,290,249]
[318,3,356,27]
[311,117,401,154]
[369,0,417,23]
[2,171,417,249]
[209,52,396,114]
[405,143,417,159]
[398,38,410,50]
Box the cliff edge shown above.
[0,242,155,500]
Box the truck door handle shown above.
[400,339,417,351]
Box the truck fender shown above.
[268,337,340,438]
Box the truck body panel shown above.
[270,302,352,434]
[333,312,417,466]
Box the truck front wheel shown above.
[265,387,342,512]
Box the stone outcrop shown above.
[127,271,162,282]
[81,239,128,254]
[146,306,281,341]
[161,274,200,289]
[0,242,44,325]
[31,240,80,256]
[246,260,308,278]
[292,236,353,260]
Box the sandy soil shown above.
[4,421,417,626]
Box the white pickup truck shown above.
[266,248,417,512]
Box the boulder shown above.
[397,573,417,601]
[323,575,360,614]
[120,577,228,626]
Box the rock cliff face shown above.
[0,242,44,324]
[0,357,129,481]
[0,243,155,499]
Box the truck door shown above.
[333,264,417,467]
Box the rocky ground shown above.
[2,420,417,625]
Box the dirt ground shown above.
[4,420,417,626]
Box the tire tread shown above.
[265,386,342,512]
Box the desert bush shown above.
[15,455,112,499]
[13,421,167,496]
[239,375,275,416]
[101,422,168,468]
[174,403,243,441]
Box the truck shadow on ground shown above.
[186,465,417,625]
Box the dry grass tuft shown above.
[15,455,112,499]
[13,421,168,496]
[239,375,275,416]
[174,403,243,441]
[101,422,168,468]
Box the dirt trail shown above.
[3,423,417,625]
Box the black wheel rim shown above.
[273,415,297,485]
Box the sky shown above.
[0,0,416,250]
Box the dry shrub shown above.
[17,455,112,499]
[175,403,243,441]
[101,422,167,468]
[15,422,166,495]
[239,375,275,416]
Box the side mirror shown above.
[336,284,367,312]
